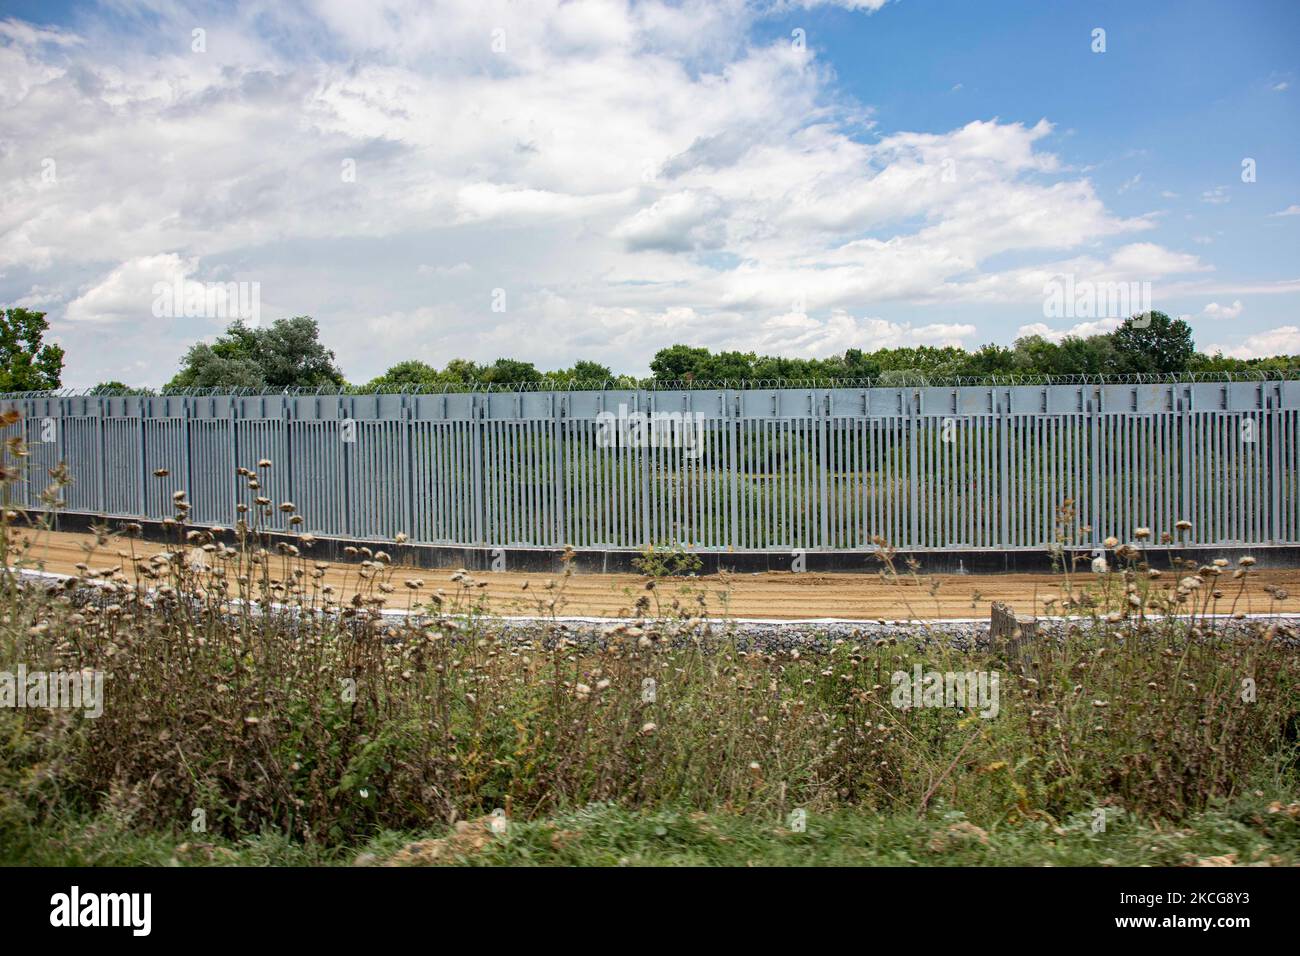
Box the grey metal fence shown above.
[4,379,1299,552]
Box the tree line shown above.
[2,306,1297,395]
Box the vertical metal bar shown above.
[138,400,148,518]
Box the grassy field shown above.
[1,449,1298,867]
[5,793,1300,866]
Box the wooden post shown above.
[990,601,1038,671]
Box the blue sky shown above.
[797,0,1300,270]
[1,0,1298,387]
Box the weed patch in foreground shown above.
[1,452,1297,865]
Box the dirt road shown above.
[9,529,1299,621]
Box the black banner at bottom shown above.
[0,864,1278,942]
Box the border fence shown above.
[3,378,1299,554]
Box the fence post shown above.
[1090,387,1101,550]
[990,600,1038,672]
[350,394,360,538]
[1270,385,1281,543]
[729,389,739,552]
[402,394,414,541]
[908,390,919,550]
[818,389,829,549]
[472,394,484,545]
[281,394,293,535]
[554,392,565,548]
[138,397,148,519]
[182,395,193,517]
[228,399,238,526]
[96,396,106,514]
[638,391,650,550]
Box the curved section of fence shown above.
[4,379,1300,552]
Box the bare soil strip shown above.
[10,529,1300,622]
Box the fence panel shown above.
[2,381,1298,554]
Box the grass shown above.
[6,793,1300,867]
[0,431,1297,866]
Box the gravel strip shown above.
[464,614,1300,653]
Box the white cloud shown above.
[0,0,1265,385]
[1015,318,1122,342]
[786,312,976,351]
[670,308,976,356]
[0,18,82,47]
[418,262,472,277]
[64,255,198,324]
[789,0,891,10]
[614,189,728,251]
[1200,300,1244,320]
[1204,326,1300,359]
[1271,204,1300,217]
[1103,242,1206,278]
[1163,278,1300,298]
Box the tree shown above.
[89,381,157,395]
[480,358,542,385]
[839,348,882,379]
[751,355,821,380]
[149,311,1300,396]
[0,307,64,392]
[567,360,613,382]
[166,345,265,389]
[704,350,758,381]
[650,344,713,381]
[876,368,925,386]
[1009,335,1064,374]
[1111,312,1194,374]
[252,317,345,387]
[1058,334,1120,375]
[955,343,1018,377]
[363,360,441,391]
[440,359,485,384]
[168,317,344,390]
[870,345,967,377]
[1191,351,1300,375]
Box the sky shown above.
[1,0,1298,388]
